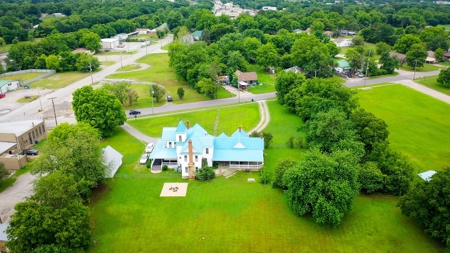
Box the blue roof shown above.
[217,133,228,138]
[213,150,264,162]
[215,137,263,150]
[150,140,177,159]
[175,120,186,133]
[186,124,208,138]
[231,129,249,138]
[193,30,203,37]
[162,127,176,141]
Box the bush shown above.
[294,137,304,149]
[259,168,270,184]
[197,166,215,181]
[162,165,168,171]
[0,162,10,182]
[286,136,294,148]
[358,162,385,193]
[146,159,152,168]
[274,159,296,188]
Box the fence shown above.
[0,69,56,86]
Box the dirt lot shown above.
[0,87,55,116]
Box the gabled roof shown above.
[418,170,437,181]
[235,70,258,82]
[175,120,186,133]
[231,128,249,138]
[0,80,15,88]
[427,50,435,58]
[337,60,351,69]
[150,140,177,159]
[162,127,177,141]
[217,133,228,138]
[390,51,406,61]
[213,137,264,162]
[193,30,203,37]
[102,145,123,178]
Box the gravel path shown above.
[249,100,270,133]
[120,123,159,144]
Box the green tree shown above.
[45,54,60,71]
[291,36,333,78]
[434,48,444,63]
[352,36,365,46]
[75,53,100,72]
[405,44,427,69]
[437,68,450,88]
[243,37,261,63]
[0,37,4,46]
[275,71,306,106]
[350,108,389,154]
[196,166,215,181]
[150,84,166,103]
[226,50,248,72]
[256,43,278,69]
[177,87,185,100]
[398,167,450,251]
[345,48,364,74]
[79,31,100,52]
[379,52,400,74]
[0,162,10,183]
[375,42,391,55]
[274,159,297,188]
[166,11,184,30]
[358,162,385,193]
[393,34,421,54]
[72,86,127,137]
[126,89,139,106]
[326,41,340,57]
[282,149,360,227]
[197,78,219,99]
[102,82,131,105]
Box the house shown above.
[306,28,311,34]
[418,170,437,181]
[262,6,277,11]
[136,28,151,35]
[218,75,230,85]
[149,120,264,179]
[332,39,352,47]
[192,30,203,41]
[115,33,129,41]
[293,29,302,34]
[390,52,406,65]
[102,145,123,178]
[0,118,46,171]
[284,66,303,73]
[426,51,436,63]
[71,48,93,55]
[0,223,7,252]
[235,70,258,85]
[348,31,356,36]
[335,60,352,73]
[0,80,20,93]
[444,52,450,61]
[324,31,334,37]
[101,38,119,49]
[52,13,66,17]
[340,30,349,36]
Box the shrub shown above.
[197,166,215,181]
[286,137,294,148]
[162,165,168,171]
[0,162,10,182]
[259,168,270,184]
[146,159,152,169]
[294,137,304,149]
[274,159,296,188]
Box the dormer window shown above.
[195,155,198,162]
[184,155,187,162]
[206,148,209,154]
[179,135,182,141]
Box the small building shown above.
[340,30,349,36]
[348,31,356,36]
[71,48,93,55]
[0,223,8,253]
[426,51,436,63]
[293,29,302,34]
[390,52,406,66]
[333,39,352,47]
[418,170,437,181]
[192,30,203,41]
[101,38,119,49]
[335,60,352,73]
[102,145,123,178]
[218,75,229,85]
[267,67,275,74]
[262,6,277,11]
[324,31,334,37]
[284,66,303,74]
[0,80,20,93]
[52,13,66,17]
[444,52,450,61]
[235,70,258,85]
[136,28,151,35]
[115,33,129,41]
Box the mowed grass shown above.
[415,75,450,96]
[124,84,163,110]
[0,43,12,53]
[27,72,91,89]
[88,127,444,253]
[400,63,442,72]
[107,53,232,104]
[117,64,141,71]
[246,65,277,94]
[357,84,450,172]
[17,95,39,103]
[100,61,115,66]
[128,103,260,137]
[437,24,450,30]
[0,72,43,81]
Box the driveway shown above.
[0,173,36,223]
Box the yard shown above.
[246,65,277,94]
[0,43,12,54]
[0,72,43,82]
[122,84,164,110]
[107,53,233,104]
[26,72,91,89]
[415,75,450,96]
[400,63,442,72]
[357,84,450,172]
[437,24,450,30]
[127,102,260,137]
[117,64,142,71]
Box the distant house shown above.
[0,223,7,253]
[444,52,450,61]
[52,13,66,17]
[192,30,203,41]
[306,28,312,34]
[293,29,302,34]
[71,48,92,55]
[102,145,123,178]
[0,80,20,93]
[335,60,352,73]
[426,51,436,63]
[390,52,406,65]
[348,31,356,36]
[101,38,119,49]
[324,31,333,37]
[218,75,230,85]
[340,30,349,36]
[332,39,352,47]
[235,70,258,85]
[418,170,437,181]
[136,28,151,35]
[262,6,277,11]
[284,66,303,73]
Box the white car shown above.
[139,154,149,164]
[145,143,155,153]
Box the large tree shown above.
[398,167,450,251]
[72,86,127,137]
[393,34,421,54]
[379,52,400,74]
[102,81,131,105]
[405,44,428,69]
[256,43,278,69]
[291,35,334,78]
[282,149,360,227]
[150,84,166,103]
[350,108,389,154]
[345,48,364,74]
[275,71,306,106]
[437,68,450,88]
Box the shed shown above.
[136,28,151,35]
[102,145,123,178]
[418,170,437,182]
[193,31,203,41]
[71,48,92,55]
[426,51,436,63]
[101,38,119,49]
[0,80,20,93]
[336,60,352,73]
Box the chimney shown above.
[188,139,195,180]
[239,126,242,132]
[187,120,190,129]
[32,122,35,127]
[260,133,264,139]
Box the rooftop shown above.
[0,141,16,154]
[0,80,14,88]
[0,223,7,241]
[0,118,44,136]
[235,70,258,82]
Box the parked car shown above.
[129,110,141,115]
[167,95,173,102]
[0,93,5,99]
[357,73,365,78]
[145,143,155,153]
[25,149,39,156]
[139,154,149,164]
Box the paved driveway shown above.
[0,173,36,223]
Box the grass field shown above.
[440,62,450,67]
[123,84,164,110]
[437,24,450,30]
[400,63,442,72]
[357,84,450,172]
[27,72,91,89]
[107,53,232,104]
[0,43,12,53]
[246,65,277,94]
[415,75,450,96]
[117,64,142,71]
[0,72,43,82]
[128,102,260,137]
[100,61,116,66]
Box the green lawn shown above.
[437,24,450,30]
[96,51,136,56]
[100,61,116,66]
[128,103,260,137]
[415,75,450,96]
[17,95,39,103]
[368,71,399,80]
[27,72,91,89]
[0,164,32,193]
[107,53,232,104]
[117,64,141,71]
[400,63,442,72]
[440,61,450,67]
[0,43,12,53]
[123,84,164,110]
[0,72,43,81]
[246,65,277,94]
[357,84,450,172]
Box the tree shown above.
[398,167,450,251]
[243,37,261,63]
[437,68,450,88]
[352,36,364,46]
[0,162,10,183]
[379,52,400,74]
[274,159,297,188]
[282,149,360,227]
[358,162,385,193]
[275,71,306,106]
[226,50,248,72]
[197,78,219,99]
[405,44,427,69]
[434,48,444,63]
[393,34,421,54]
[75,53,100,72]
[150,84,166,103]
[375,42,391,55]
[345,48,364,75]
[166,11,184,30]
[45,54,60,71]
[256,43,278,69]
[126,89,139,106]
[326,42,340,57]
[350,108,389,154]
[102,82,131,105]
[79,31,100,52]
[72,86,127,138]
[177,87,185,100]
[291,36,334,78]
[196,166,215,181]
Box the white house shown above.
[136,28,151,35]
[150,120,264,179]
[0,80,20,93]
[332,39,352,47]
[262,6,277,11]
[102,145,123,178]
[101,38,119,49]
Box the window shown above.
[169,142,171,147]
[28,133,32,144]
[196,167,198,173]
[185,167,188,173]
[184,155,187,162]
[42,125,45,133]
[179,135,182,141]
[195,156,198,162]
[206,148,209,154]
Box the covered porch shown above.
[216,161,263,171]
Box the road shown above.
[345,69,441,87]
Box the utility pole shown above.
[120,50,123,69]
[89,61,94,85]
[237,82,240,103]
[146,41,148,55]
[151,85,154,114]
[48,97,58,126]
[37,87,43,111]
[364,49,372,86]
[413,60,418,80]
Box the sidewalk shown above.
[396,80,450,104]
